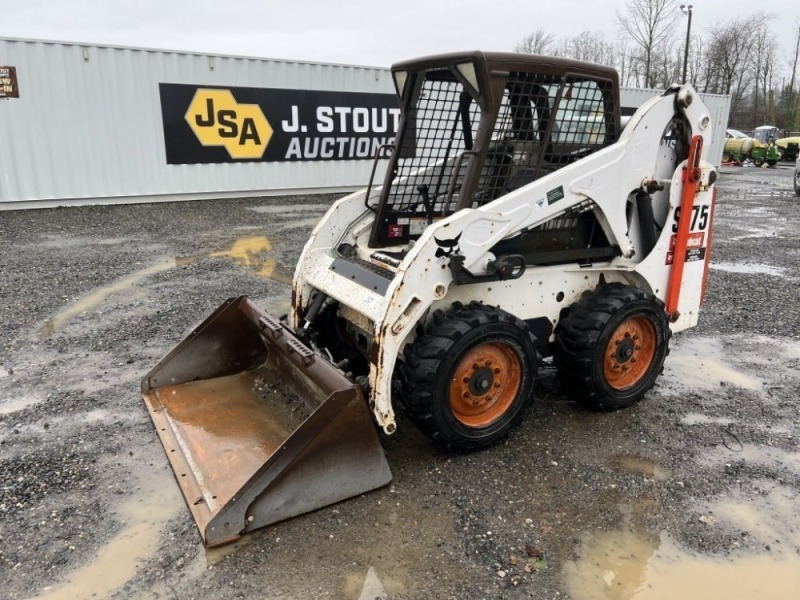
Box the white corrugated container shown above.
[0,37,395,209]
[0,39,731,210]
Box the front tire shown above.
[400,303,537,451]
[554,283,670,410]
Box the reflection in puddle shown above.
[661,338,762,393]
[40,236,293,336]
[40,258,175,336]
[567,532,800,600]
[564,484,800,600]
[37,468,182,599]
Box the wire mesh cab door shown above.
[369,64,485,247]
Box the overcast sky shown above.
[1,0,798,73]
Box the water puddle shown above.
[204,535,253,566]
[710,262,786,277]
[248,203,331,214]
[712,483,800,552]
[278,216,322,230]
[680,413,735,426]
[614,456,670,481]
[696,443,800,472]
[0,394,44,415]
[564,479,800,600]
[36,467,182,599]
[661,338,762,393]
[40,236,292,336]
[565,531,800,600]
[40,258,175,336]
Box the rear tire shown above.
[554,283,670,410]
[399,303,537,451]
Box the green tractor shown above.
[723,128,781,166]
[751,126,783,166]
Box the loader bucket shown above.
[141,296,392,547]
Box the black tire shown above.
[399,303,537,451]
[753,157,765,167]
[553,283,670,410]
[721,152,731,163]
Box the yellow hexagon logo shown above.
[185,89,273,159]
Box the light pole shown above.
[680,4,693,84]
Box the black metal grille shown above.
[386,72,481,219]
[475,73,615,204]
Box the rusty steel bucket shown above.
[141,296,392,547]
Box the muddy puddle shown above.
[564,531,800,600]
[36,466,182,599]
[614,455,670,481]
[661,337,763,393]
[563,481,800,600]
[40,236,293,336]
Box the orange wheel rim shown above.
[603,316,657,391]
[449,343,522,428]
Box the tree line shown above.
[515,0,800,132]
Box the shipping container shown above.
[0,38,730,210]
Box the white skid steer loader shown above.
[142,51,718,546]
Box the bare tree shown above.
[515,29,555,55]
[615,0,679,87]
[786,21,800,128]
[552,31,618,67]
[704,19,753,93]
[749,14,777,127]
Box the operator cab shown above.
[367,51,621,248]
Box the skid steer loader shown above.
[142,51,718,546]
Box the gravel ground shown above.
[1,164,799,600]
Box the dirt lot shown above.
[1,163,799,600]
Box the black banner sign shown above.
[159,83,399,164]
[0,66,19,99]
